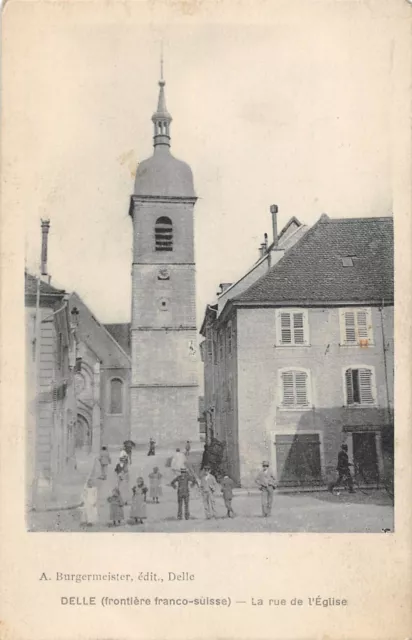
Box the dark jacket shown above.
[171,473,197,496]
[337,451,350,472]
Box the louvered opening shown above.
[295,372,308,405]
[357,311,369,339]
[344,312,356,342]
[282,372,295,406]
[155,216,173,252]
[345,368,374,405]
[282,371,309,408]
[293,313,305,344]
[280,313,292,343]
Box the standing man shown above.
[171,468,197,520]
[328,444,354,493]
[98,446,111,480]
[255,461,277,517]
[200,466,218,519]
[123,440,135,465]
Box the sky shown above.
[11,1,396,331]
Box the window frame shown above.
[339,307,374,347]
[275,309,310,347]
[342,365,377,408]
[278,367,313,411]
[226,321,233,357]
[154,216,173,252]
[108,377,125,415]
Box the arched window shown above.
[110,378,124,414]
[155,216,173,252]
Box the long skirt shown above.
[130,494,147,520]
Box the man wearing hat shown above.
[328,444,354,493]
[255,461,277,517]
[200,466,219,519]
[171,468,197,520]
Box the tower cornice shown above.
[129,194,197,216]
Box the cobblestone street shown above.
[29,449,394,534]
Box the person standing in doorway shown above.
[200,466,218,519]
[255,461,277,517]
[171,468,197,520]
[328,444,355,493]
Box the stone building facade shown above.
[25,272,77,508]
[129,72,199,445]
[201,214,394,488]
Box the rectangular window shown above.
[340,308,373,346]
[227,322,232,356]
[219,332,224,361]
[206,330,213,363]
[276,310,309,346]
[281,370,310,408]
[345,368,375,405]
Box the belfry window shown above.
[155,216,173,251]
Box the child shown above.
[115,459,130,504]
[148,466,163,503]
[220,475,236,518]
[98,446,111,480]
[130,477,148,524]
[80,479,98,526]
[107,487,124,526]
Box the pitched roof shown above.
[25,272,66,298]
[234,216,394,306]
[104,323,131,355]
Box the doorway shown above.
[352,432,378,483]
[274,433,322,487]
[75,414,91,451]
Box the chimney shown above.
[264,233,268,250]
[270,204,278,247]
[40,219,50,276]
[258,243,266,258]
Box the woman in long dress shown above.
[148,467,163,503]
[80,479,98,526]
[130,477,148,524]
[107,487,124,526]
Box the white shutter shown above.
[280,313,292,344]
[356,311,368,340]
[345,369,354,404]
[293,313,305,344]
[295,372,308,406]
[359,368,374,404]
[344,312,356,343]
[282,371,295,406]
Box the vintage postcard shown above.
[1,0,411,638]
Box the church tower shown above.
[129,64,199,446]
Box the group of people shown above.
[80,441,356,528]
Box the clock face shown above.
[158,267,170,281]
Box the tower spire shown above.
[152,48,172,149]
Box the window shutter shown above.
[295,372,308,405]
[345,369,354,404]
[293,313,305,344]
[344,312,356,343]
[359,368,374,404]
[356,310,369,341]
[280,313,292,343]
[282,371,295,406]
